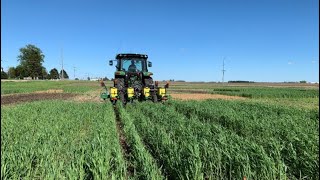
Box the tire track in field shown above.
[113,105,134,177]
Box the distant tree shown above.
[1,71,8,79]
[87,77,90,81]
[15,65,28,79]
[8,67,16,79]
[49,68,59,79]
[300,80,307,83]
[59,70,69,79]
[17,44,45,79]
[41,67,48,79]
[102,76,109,81]
[75,78,79,80]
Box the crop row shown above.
[210,87,319,98]
[123,100,319,179]
[1,101,125,179]
[171,100,319,179]
[2,99,318,179]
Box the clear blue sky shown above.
[1,0,319,82]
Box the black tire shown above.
[116,78,125,91]
[144,77,153,88]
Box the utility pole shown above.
[222,57,226,83]
[61,48,64,80]
[73,66,76,80]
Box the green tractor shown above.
[100,53,169,105]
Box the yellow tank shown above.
[110,87,118,98]
[127,87,134,98]
[143,87,150,97]
[158,88,166,97]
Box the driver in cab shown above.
[128,60,137,72]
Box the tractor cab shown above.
[109,53,152,74]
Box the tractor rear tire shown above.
[119,91,126,106]
[116,78,125,91]
[144,77,153,88]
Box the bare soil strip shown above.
[171,93,246,100]
[1,93,77,105]
[169,89,209,94]
[34,89,64,93]
[71,89,103,103]
[113,106,134,177]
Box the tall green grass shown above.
[125,102,287,179]
[117,103,164,180]
[1,101,126,179]
[210,87,319,98]
[171,100,319,179]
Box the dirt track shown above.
[1,93,77,105]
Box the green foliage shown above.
[1,71,8,79]
[210,87,319,98]
[1,80,318,179]
[15,65,28,79]
[60,69,69,79]
[17,44,45,78]
[171,100,319,179]
[1,80,101,94]
[121,100,319,179]
[49,68,59,79]
[8,67,16,79]
[1,101,126,179]
[41,67,48,79]
[117,103,164,179]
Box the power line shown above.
[61,48,64,80]
[73,66,76,79]
[222,57,226,83]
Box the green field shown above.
[1,80,319,179]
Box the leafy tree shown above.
[59,69,69,79]
[15,65,28,79]
[17,44,45,79]
[8,67,16,79]
[1,71,8,79]
[49,68,59,79]
[41,67,48,79]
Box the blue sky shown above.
[1,0,319,82]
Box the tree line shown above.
[1,44,69,79]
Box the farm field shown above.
[1,80,319,179]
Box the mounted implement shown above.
[100,53,169,105]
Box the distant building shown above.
[23,77,32,80]
[90,78,99,81]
